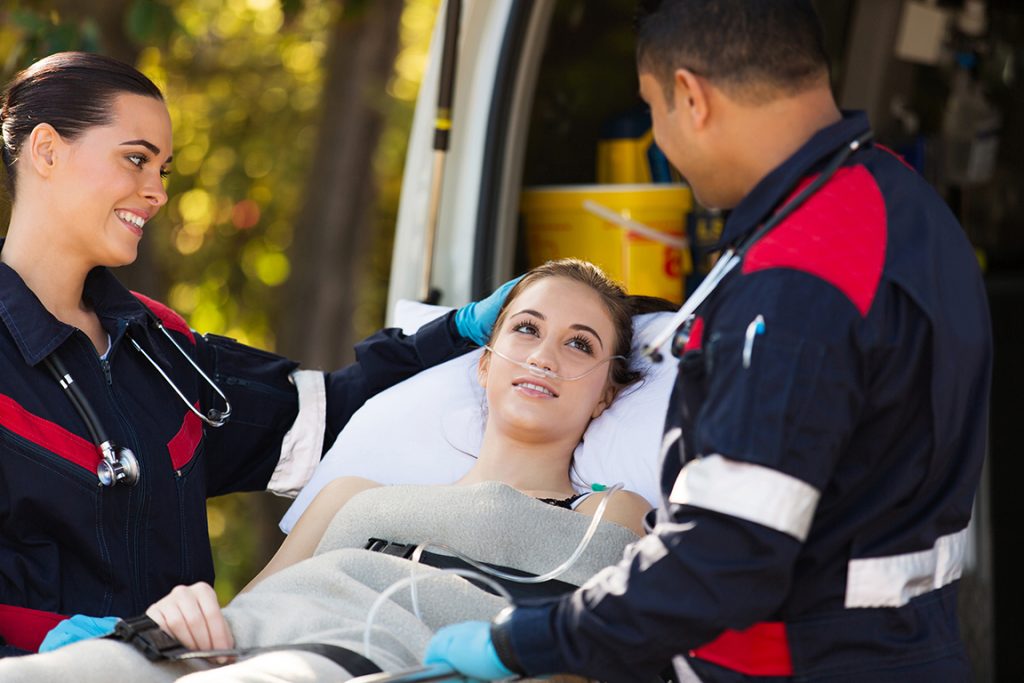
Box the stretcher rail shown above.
[349,663,461,683]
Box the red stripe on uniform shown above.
[683,316,704,353]
[131,292,195,345]
[0,604,68,652]
[875,143,916,172]
[168,404,203,471]
[0,394,98,473]
[691,621,793,676]
[743,165,887,317]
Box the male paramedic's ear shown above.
[454,275,523,346]
[676,68,709,129]
[38,615,121,653]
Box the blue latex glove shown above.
[454,276,523,346]
[39,615,120,653]
[424,621,514,681]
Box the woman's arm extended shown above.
[146,582,233,652]
[242,476,381,592]
[143,478,379,651]
[576,489,651,536]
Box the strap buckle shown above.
[365,537,417,558]
[108,615,189,661]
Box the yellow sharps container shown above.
[520,184,692,303]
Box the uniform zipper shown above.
[90,323,151,614]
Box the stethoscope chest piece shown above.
[44,315,232,488]
[670,316,696,359]
[97,442,140,487]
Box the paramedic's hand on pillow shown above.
[39,614,120,652]
[146,581,235,652]
[424,621,514,681]
[454,276,523,346]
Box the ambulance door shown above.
[387,0,555,318]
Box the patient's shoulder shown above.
[304,477,382,527]
[576,488,651,536]
[318,475,381,499]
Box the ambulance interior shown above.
[473,0,1021,679]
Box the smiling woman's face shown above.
[48,93,172,268]
[479,275,619,445]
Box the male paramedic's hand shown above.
[146,581,235,652]
[424,621,515,681]
[454,276,523,346]
[38,614,120,652]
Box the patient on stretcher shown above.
[0,259,659,682]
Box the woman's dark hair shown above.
[0,51,164,197]
[486,258,675,389]
[636,0,829,105]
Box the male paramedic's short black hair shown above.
[636,0,829,104]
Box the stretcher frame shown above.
[350,663,461,683]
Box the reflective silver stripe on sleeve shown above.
[268,369,326,498]
[844,528,967,608]
[661,427,683,460]
[668,454,820,541]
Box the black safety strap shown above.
[106,615,381,675]
[236,643,381,677]
[110,615,189,661]
[364,538,578,600]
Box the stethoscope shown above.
[43,317,232,487]
[643,130,874,362]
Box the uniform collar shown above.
[713,111,872,249]
[0,238,150,366]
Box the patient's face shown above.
[480,276,617,445]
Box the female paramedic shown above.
[0,259,657,681]
[0,51,513,656]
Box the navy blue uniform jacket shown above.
[0,252,473,653]
[499,112,992,682]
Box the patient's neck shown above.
[457,424,577,496]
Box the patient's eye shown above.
[567,334,595,355]
[512,319,540,337]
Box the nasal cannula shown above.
[483,345,626,382]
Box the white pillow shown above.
[280,301,677,532]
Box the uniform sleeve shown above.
[500,271,869,681]
[199,311,473,497]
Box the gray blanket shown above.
[0,481,638,682]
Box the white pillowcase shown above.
[280,301,677,532]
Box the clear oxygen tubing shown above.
[483,345,626,382]
[405,482,623,621]
[362,568,514,660]
[363,483,624,658]
[413,483,624,585]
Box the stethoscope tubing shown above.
[129,319,231,428]
[43,354,108,446]
[43,315,232,486]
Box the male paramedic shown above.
[425,1,992,681]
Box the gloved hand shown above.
[454,276,523,346]
[424,621,514,681]
[39,614,120,653]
